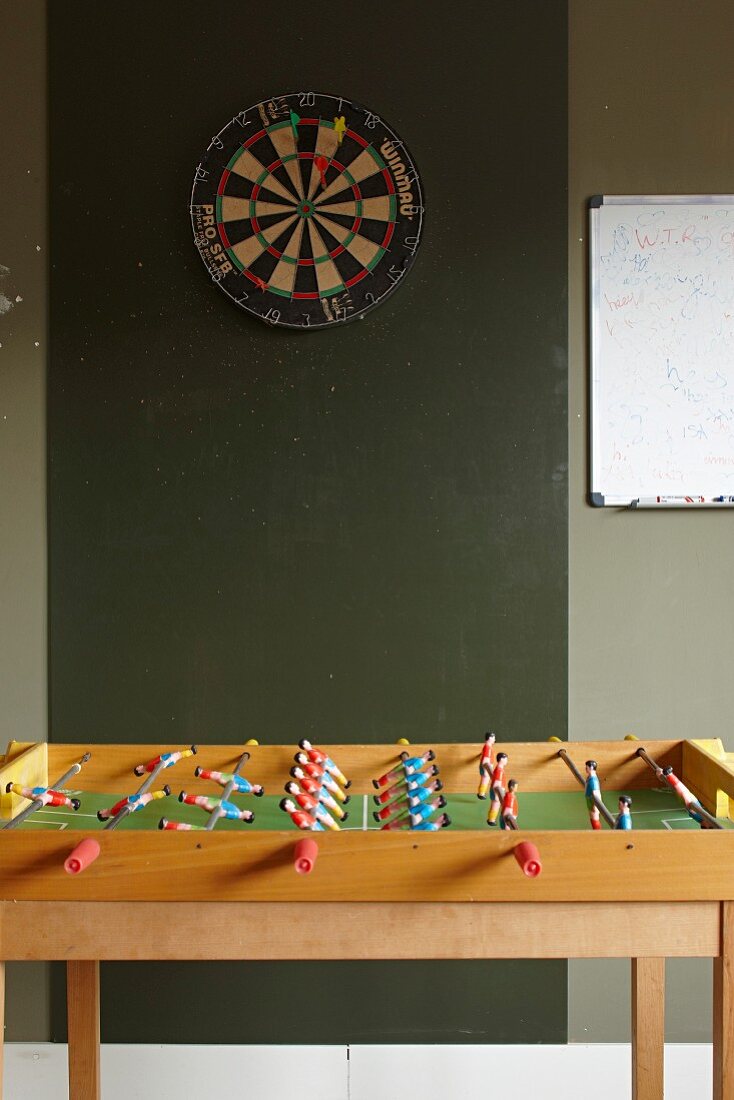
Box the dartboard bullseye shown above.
[190,93,424,330]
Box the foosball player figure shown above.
[500,779,519,830]
[477,731,496,800]
[291,762,349,804]
[6,783,81,811]
[408,779,444,809]
[297,741,351,789]
[293,772,349,820]
[134,745,197,777]
[487,752,508,825]
[409,794,447,827]
[178,792,254,823]
[374,776,443,823]
[656,765,715,828]
[413,812,451,832]
[97,786,171,821]
[402,749,437,778]
[615,795,632,830]
[373,750,436,789]
[373,765,440,806]
[585,760,602,831]
[159,818,201,831]
[374,800,408,823]
[194,767,264,797]
[280,797,325,831]
[283,781,344,830]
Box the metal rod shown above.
[556,748,616,828]
[634,746,662,775]
[556,749,585,786]
[3,752,92,831]
[635,747,722,829]
[104,757,168,832]
[204,751,250,831]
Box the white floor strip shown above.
[2,1043,713,1100]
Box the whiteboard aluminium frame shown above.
[589,193,734,508]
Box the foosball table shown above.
[1,734,733,1100]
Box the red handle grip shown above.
[294,837,318,875]
[64,838,101,876]
[513,840,542,878]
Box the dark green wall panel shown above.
[49,0,567,1042]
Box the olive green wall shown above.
[0,0,51,1041]
[46,1,568,1044]
[568,0,734,1043]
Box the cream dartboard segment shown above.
[190,92,424,329]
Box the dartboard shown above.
[190,92,424,330]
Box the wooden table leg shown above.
[631,957,665,1100]
[714,901,734,1100]
[67,960,101,1100]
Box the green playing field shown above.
[11,786,730,832]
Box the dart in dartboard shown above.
[190,92,424,330]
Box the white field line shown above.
[33,810,99,819]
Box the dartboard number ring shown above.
[190,93,424,330]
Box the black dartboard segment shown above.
[190,93,424,329]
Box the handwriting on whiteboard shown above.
[593,201,734,498]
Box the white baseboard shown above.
[3,1042,712,1099]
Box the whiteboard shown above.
[590,195,734,505]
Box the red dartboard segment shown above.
[243,128,268,149]
[190,92,423,329]
[344,270,370,289]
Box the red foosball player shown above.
[194,767,264,797]
[293,772,348,820]
[297,741,350,788]
[6,783,81,811]
[487,752,508,825]
[283,782,344,830]
[97,786,170,821]
[500,779,519,830]
[656,765,714,828]
[477,731,496,799]
[280,797,325,831]
[290,763,348,804]
[615,794,632,830]
[134,745,197,777]
[585,760,602,831]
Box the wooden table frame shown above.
[1,738,733,1100]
